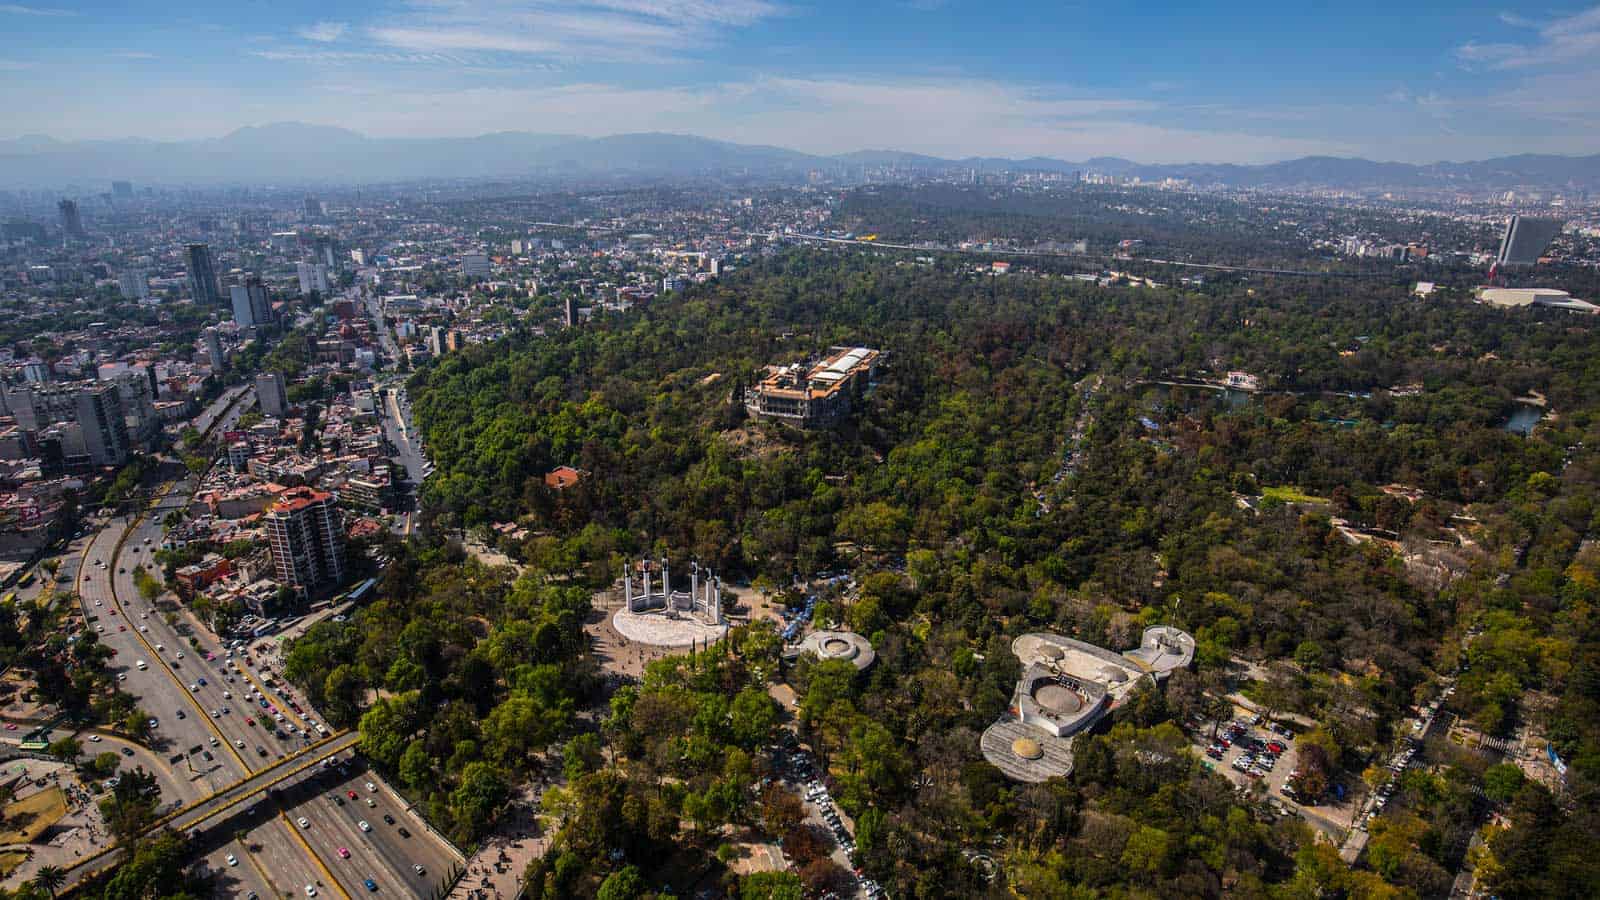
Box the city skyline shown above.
[4,2,1600,163]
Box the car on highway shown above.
[358,820,371,832]
[337,847,351,859]
[413,864,425,876]
[304,887,317,897]
[297,817,310,828]
[226,854,237,867]
[365,782,377,793]
[363,879,378,892]
[347,790,358,800]
[257,746,268,757]
[397,827,411,839]
[235,739,245,748]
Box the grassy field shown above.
[0,787,69,844]
[1260,485,1329,505]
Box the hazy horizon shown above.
[4,2,1600,165]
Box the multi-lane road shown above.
[63,456,460,893]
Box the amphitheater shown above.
[981,625,1195,782]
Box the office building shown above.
[1496,216,1564,267]
[203,327,225,371]
[21,360,48,384]
[564,295,579,328]
[296,261,330,296]
[264,486,346,594]
[661,275,688,293]
[117,269,150,300]
[230,276,273,328]
[186,243,223,306]
[57,199,85,239]
[460,253,491,280]
[111,181,133,199]
[312,235,340,271]
[7,382,128,466]
[256,372,288,418]
[303,195,324,221]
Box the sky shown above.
[3,1,1600,164]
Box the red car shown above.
[337,847,351,859]
[346,790,358,800]
[1266,741,1286,754]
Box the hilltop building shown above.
[745,346,881,428]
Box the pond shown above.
[1502,402,1543,436]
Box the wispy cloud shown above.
[367,0,786,62]
[297,21,349,43]
[1458,5,1600,69]
[0,60,33,70]
[0,3,77,15]
[112,51,159,60]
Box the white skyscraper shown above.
[296,261,330,296]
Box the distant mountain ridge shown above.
[2,122,1597,191]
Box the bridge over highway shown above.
[63,730,359,889]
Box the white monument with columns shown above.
[612,557,729,647]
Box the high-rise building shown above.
[75,384,130,466]
[564,295,578,328]
[117,269,149,301]
[111,181,133,199]
[203,327,225,371]
[230,276,273,328]
[1495,215,1565,268]
[303,195,324,221]
[312,235,339,271]
[57,199,85,239]
[255,372,288,418]
[186,243,222,306]
[460,253,491,280]
[264,486,346,595]
[296,261,330,296]
[427,325,445,357]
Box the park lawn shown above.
[0,787,69,844]
[1261,485,1329,505]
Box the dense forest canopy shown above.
[296,249,1600,899]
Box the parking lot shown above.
[773,740,884,900]
[1192,716,1303,804]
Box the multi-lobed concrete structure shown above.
[981,625,1195,782]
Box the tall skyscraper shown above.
[111,181,133,199]
[1495,215,1565,268]
[75,384,130,467]
[57,199,84,239]
[230,276,273,328]
[564,294,578,328]
[303,195,324,221]
[312,234,339,270]
[255,372,288,418]
[265,486,346,595]
[117,270,149,301]
[203,327,225,371]
[186,243,222,306]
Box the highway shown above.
[64,459,461,894]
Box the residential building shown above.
[203,327,225,371]
[256,372,288,418]
[264,486,345,595]
[461,253,491,280]
[186,243,222,306]
[230,276,273,328]
[296,261,330,296]
[57,199,84,239]
[117,269,149,300]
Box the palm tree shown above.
[32,864,66,898]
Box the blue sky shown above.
[3,1,1600,163]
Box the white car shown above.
[88,735,101,743]
[138,625,148,633]
[235,739,246,749]
[365,782,376,793]
[208,737,218,746]
[226,853,238,867]
[155,644,164,652]
[358,820,371,832]
[297,817,310,828]
[189,684,199,692]
[305,888,317,898]
[175,652,184,659]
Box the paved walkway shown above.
[446,784,548,900]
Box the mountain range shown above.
[2,122,1598,193]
